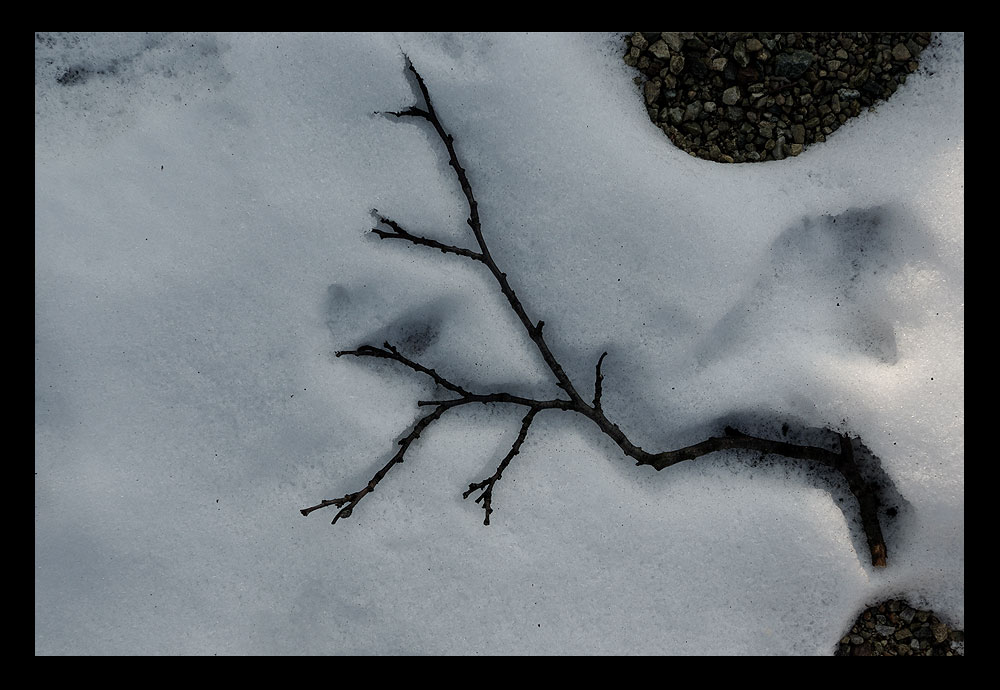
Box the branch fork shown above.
[302,55,892,568]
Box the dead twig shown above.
[302,55,892,568]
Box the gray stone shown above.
[662,32,685,53]
[643,79,661,105]
[837,88,861,100]
[733,41,750,67]
[774,50,814,79]
[892,43,911,61]
[631,32,648,50]
[670,55,685,75]
[668,107,685,125]
[722,85,741,105]
[703,101,717,113]
[772,135,786,160]
[685,36,709,52]
[849,67,870,89]
[648,40,671,60]
[687,57,709,78]
[790,123,805,144]
[746,37,763,52]
[874,624,896,638]
[684,101,703,121]
[711,57,727,71]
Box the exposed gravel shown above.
[624,32,933,163]
[836,598,964,656]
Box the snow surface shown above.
[35,32,964,655]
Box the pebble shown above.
[648,39,671,59]
[875,624,896,637]
[643,79,661,105]
[623,32,932,163]
[630,32,648,51]
[892,43,912,61]
[774,50,815,79]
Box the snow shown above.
[35,32,963,655]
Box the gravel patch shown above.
[624,32,933,163]
[835,598,964,656]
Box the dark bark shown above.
[302,55,892,568]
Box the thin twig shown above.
[300,402,454,523]
[593,352,608,411]
[463,407,539,525]
[370,210,485,261]
[336,342,471,397]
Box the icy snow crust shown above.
[35,32,963,655]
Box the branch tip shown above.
[593,352,610,410]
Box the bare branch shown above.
[335,342,471,397]
[463,407,539,525]
[303,54,897,569]
[416,393,573,410]
[300,402,453,523]
[834,433,888,568]
[646,426,842,470]
[384,105,431,121]
[371,211,484,262]
[625,426,887,567]
[383,55,588,408]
